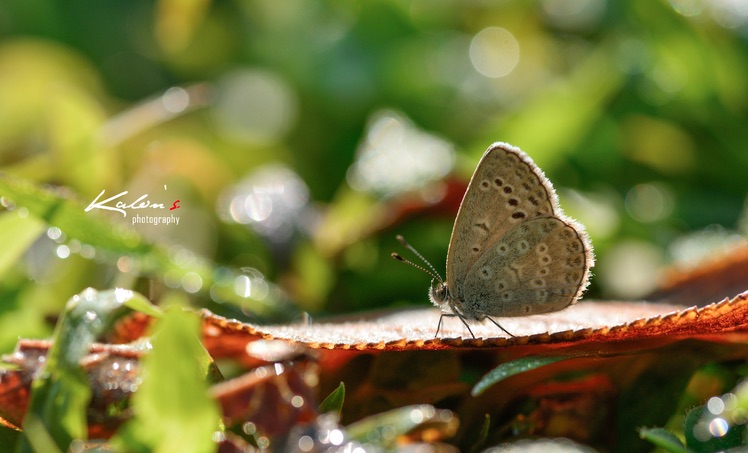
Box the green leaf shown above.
[17,288,142,453]
[0,212,45,278]
[319,382,345,416]
[111,306,220,453]
[683,405,746,453]
[0,175,291,319]
[472,356,566,396]
[347,405,454,448]
[0,175,150,257]
[122,292,164,319]
[638,427,690,453]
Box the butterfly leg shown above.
[436,313,476,339]
[485,316,514,337]
[436,313,446,337]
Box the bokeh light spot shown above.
[347,110,454,196]
[599,240,664,299]
[213,69,297,144]
[469,27,520,78]
[708,417,729,437]
[328,429,344,446]
[669,0,704,17]
[219,165,311,244]
[55,244,70,259]
[625,183,674,223]
[162,86,190,113]
[707,396,725,415]
[182,271,203,293]
[298,435,314,452]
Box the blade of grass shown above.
[638,427,691,453]
[319,382,345,416]
[472,356,567,396]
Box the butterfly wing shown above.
[445,142,593,317]
[460,217,591,316]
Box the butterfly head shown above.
[428,279,449,308]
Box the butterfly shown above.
[393,142,594,338]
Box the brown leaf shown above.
[210,357,319,436]
[0,337,321,440]
[199,292,748,352]
[0,339,144,435]
[650,243,748,306]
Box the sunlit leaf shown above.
[472,356,566,396]
[200,295,748,351]
[638,427,690,453]
[319,382,345,416]
[122,293,164,319]
[111,306,220,453]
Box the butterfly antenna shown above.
[391,234,444,283]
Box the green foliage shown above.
[641,381,748,453]
[2,0,747,317]
[17,288,158,453]
[472,356,566,396]
[111,305,220,453]
[638,427,690,453]
[615,354,701,453]
[319,382,345,416]
[683,406,746,453]
[0,425,20,451]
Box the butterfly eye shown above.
[429,282,448,305]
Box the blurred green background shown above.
[1,0,747,353]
